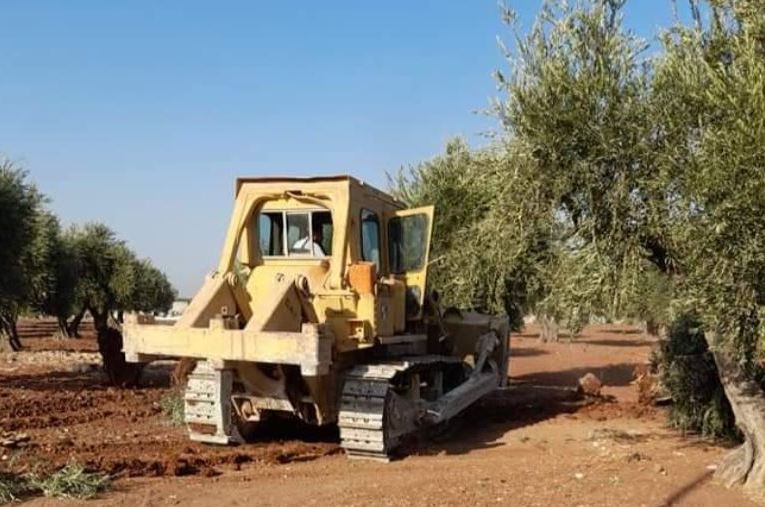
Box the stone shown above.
[577,373,602,396]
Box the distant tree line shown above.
[0,161,176,354]
[392,0,765,494]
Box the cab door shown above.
[385,205,434,320]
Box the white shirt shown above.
[292,236,326,256]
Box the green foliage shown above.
[0,160,46,340]
[27,463,110,500]
[391,1,659,333]
[649,1,765,362]
[68,223,176,324]
[657,315,739,439]
[21,213,84,334]
[0,157,176,346]
[22,211,59,312]
[396,6,765,449]
[620,263,674,330]
[68,223,134,317]
[0,160,42,296]
[160,390,185,426]
[130,259,176,314]
[389,139,555,330]
[489,0,765,436]
[45,231,82,326]
[496,0,671,321]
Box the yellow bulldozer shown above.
[123,175,509,460]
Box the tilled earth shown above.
[0,337,338,480]
[1,324,759,506]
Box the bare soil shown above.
[2,324,758,506]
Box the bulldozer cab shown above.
[217,175,434,348]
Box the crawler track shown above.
[337,357,463,461]
[338,364,401,461]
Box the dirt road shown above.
[3,325,756,506]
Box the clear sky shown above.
[0,1,681,296]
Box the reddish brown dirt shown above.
[21,335,100,352]
[3,324,760,506]
[0,336,339,481]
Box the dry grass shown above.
[0,462,110,502]
[160,389,185,426]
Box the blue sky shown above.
[0,1,681,296]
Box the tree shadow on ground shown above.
[577,338,654,348]
[0,370,110,392]
[0,362,174,392]
[658,469,714,506]
[602,327,644,335]
[515,363,639,388]
[515,326,643,339]
[514,331,541,339]
[509,347,550,358]
[401,383,590,458]
[397,360,645,459]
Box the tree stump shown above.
[97,326,144,387]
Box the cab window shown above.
[388,213,428,273]
[360,209,381,270]
[257,210,332,257]
[259,212,284,256]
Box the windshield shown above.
[257,210,332,258]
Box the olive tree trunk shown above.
[709,333,765,493]
[55,315,71,338]
[0,328,18,352]
[644,318,662,337]
[90,307,143,387]
[539,315,559,342]
[0,314,22,352]
[67,307,87,338]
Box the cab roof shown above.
[235,174,402,207]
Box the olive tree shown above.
[127,259,176,316]
[21,215,83,338]
[393,0,654,339]
[648,1,765,491]
[69,223,176,385]
[0,160,46,351]
[495,0,765,494]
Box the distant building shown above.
[167,299,190,319]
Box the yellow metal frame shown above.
[124,319,332,376]
[123,175,436,366]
